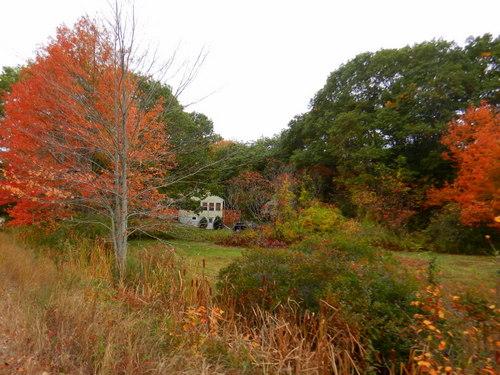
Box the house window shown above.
[215,202,221,211]
[202,202,208,211]
[192,217,197,220]
[208,218,213,223]
[209,202,215,211]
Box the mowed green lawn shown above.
[393,251,498,290]
[168,239,243,279]
[130,239,242,280]
[131,238,497,290]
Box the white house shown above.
[179,195,225,229]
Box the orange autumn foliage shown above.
[428,104,500,228]
[0,18,173,226]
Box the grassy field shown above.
[393,251,498,290]
[130,239,242,280]
[130,238,498,291]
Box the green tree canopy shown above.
[137,78,224,199]
[276,35,499,218]
[0,66,21,117]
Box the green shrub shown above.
[12,216,110,257]
[423,205,495,254]
[273,200,348,242]
[354,220,425,252]
[213,216,223,230]
[217,245,418,366]
[198,217,208,229]
[291,232,375,260]
[218,248,343,309]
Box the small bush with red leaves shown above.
[216,229,288,248]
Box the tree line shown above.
[0,13,498,272]
[217,34,499,252]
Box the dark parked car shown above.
[233,222,247,231]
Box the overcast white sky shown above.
[1,0,499,141]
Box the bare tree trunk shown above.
[113,166,128,280]
[114,193,128,280]
[116,107,129,281]
[113,31,130,282]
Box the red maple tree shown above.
[0,16,175,275]
[428,103,499,228]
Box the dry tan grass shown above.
[0,232,390,374]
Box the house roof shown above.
[200,195,224,203]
